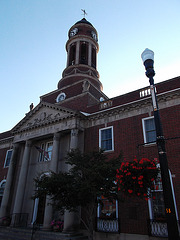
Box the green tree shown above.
[33,149,122,240]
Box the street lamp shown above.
[141,48,180,240]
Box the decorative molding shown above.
[12,102,78,134]
[63,67,98,78]
[0,136,13,147]
[27,112,61,128]
[85,89,180,127]
[82,80,90,92]
[71,129,79,137]
[100,100,113,110]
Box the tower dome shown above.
[75,18,93,26]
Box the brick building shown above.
[0,18,180,240]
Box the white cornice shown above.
[86,88,180,119]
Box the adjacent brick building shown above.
[0,18,179,240]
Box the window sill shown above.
[103,149,114,153]
[143,142,156,147]
[38,160,51,163]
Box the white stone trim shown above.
[99,126,114,152]
[142,116,155,144]
[4,149,13,168]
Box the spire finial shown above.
[81,9,87,18]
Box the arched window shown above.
[0,180,6,207]
[91,47,96,68]
[80,42,88,65]
[32,172,50,225]
[69,44,76,66]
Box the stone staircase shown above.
[0,227,88,240]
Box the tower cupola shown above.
[57,18,102,91]
[67,18,98,67]
[41,18,108,111]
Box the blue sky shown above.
[1,0,180,132]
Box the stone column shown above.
[0,143,19,221]
[42,195,53,231]
[42,133,61,230]
[13,140,32,215]
[50,132,61,172]
[88,43,92,66]
[63,129,80,233]
[75,41,80,65]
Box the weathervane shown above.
[81,9,87,18]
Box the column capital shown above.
[53,132,61,141]
[25,140,32,147]
[71,129,78,137]
[70,129,79,150]
[12,142,20,148]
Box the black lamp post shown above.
[141,48,180,240]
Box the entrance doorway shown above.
[36,195,46,224]
[32,194,46,225]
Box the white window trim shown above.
[31,198,39,225]
[148,170,179,220]
[4,149,13,168]
[169,170,179,220]
[0,180,6,207]
[56,92,66,103]
[99,126,114,152]
[46,141,53,161]
[0,180,6,189]
[38,141,53,162]
[142,116,156,144]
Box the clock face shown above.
[70,28,78,37]
[56,93,66,103]
[91,31,98,42]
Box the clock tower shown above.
[41,18,108,111]
[58,18,101,90]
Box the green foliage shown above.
[34,149,122,213]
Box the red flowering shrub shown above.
[116,158,159,199]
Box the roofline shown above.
[82,87,180,117]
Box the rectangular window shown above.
[142,117,156,143]
[98,196,117,219]
[4,149,13,168]
[99,126,114,152]
[97,196,119,233]
[38,141,53,162]
[148,171,178,237]
[151,175,165,219]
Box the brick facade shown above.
[0,18,179,239]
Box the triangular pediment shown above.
[12,102,78,133]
